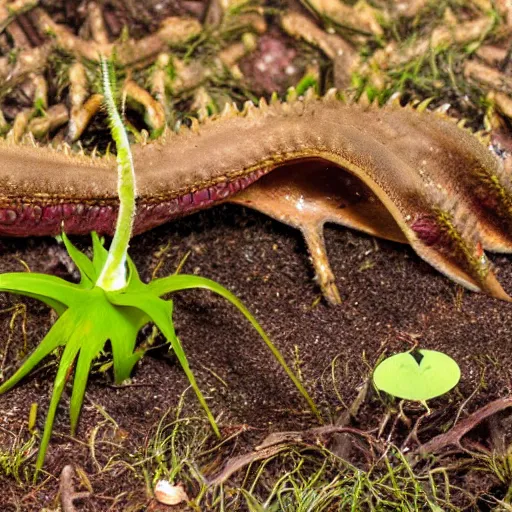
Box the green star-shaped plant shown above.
[0,58,319,477]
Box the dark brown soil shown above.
[0,204,511,510]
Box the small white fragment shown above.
[154,480,189,505]
[285,64,296,75]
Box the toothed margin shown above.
[0,133,114,166]
[0,89,495,170]
[473,162,512,221]
[416,97,434,112]
[434,203,488,278]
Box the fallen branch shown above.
[207,424,377,486]
[328,379,370,459]
[411,396,512,458]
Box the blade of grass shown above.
[0,311,73,394]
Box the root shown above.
[59,465,91,512]
[411,396,512,459]
[207,424,378,486]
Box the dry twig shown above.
[60,465,91,512]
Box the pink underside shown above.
[0,169,266,237]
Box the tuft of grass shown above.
[132,389,211,502]
[0,429,38,485]
[122,399,467,511]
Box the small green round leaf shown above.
[373,350,460,401]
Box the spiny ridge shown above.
[475,163,512,220]
[413,185,488,278]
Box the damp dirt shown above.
[0,205,511,509]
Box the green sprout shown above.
[0,58,319,476]
[373,349,461,403]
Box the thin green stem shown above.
[96,57,136,291]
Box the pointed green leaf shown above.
[35,339,81,474]
[91,232,109,276]
[107,291,220,436]
[69,324,107,434]
[110,330,145,383]
[0,273,86,308]
[107,305,148,383]
[373,350,461,401]
[61,232,96,286]
[0,311,75,394]
[13,291,68,316]
[125,253,145,289]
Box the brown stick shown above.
[60,465,91,512]
[32,8,201,65]
[0,0,38,33]
[207,424,375,486]
[412,396,512,458]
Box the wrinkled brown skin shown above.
[1,96,512,304]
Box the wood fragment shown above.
[394,0,428,18]
[0,0,37,33]
[0,43,52,96]
[465,60,512,90]
[69,62,88,112]
[218,33,257,69]
[150,53,171,117]
[123,80,166,134]
[306,0,385,36]
[33,8,201,65]
[329,380,369,459]
[207,424,376,485]
[477,45,508,67]
[488,90,512,119]
[60,465,91,512]
[28,103,68,138]
[67,93,103,142]
[412,396,512,458]
[86,2,108,45]
[281,12,358,89]
[374,17,494,70]
[7,107,34,141]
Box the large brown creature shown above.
[1,91,512,304]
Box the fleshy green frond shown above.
[125,252,145,290]
[61,232,96,286]
[107,303,148,383]
[35,337,82,473]
[0,273,85,308]
[148,274,321,421]
[68,312,110,434]
[13,291,67,316]
[0,311,73,395]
